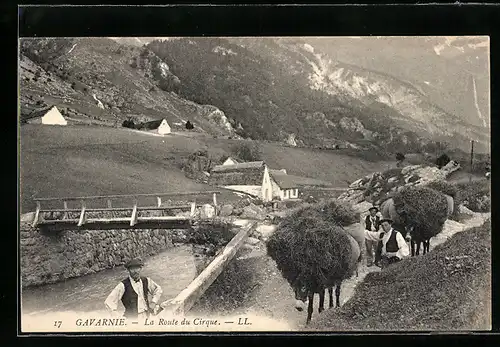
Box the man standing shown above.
[104,258,163,320]
[365,218,409,268]
[364,206,381,267]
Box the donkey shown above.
[294,278,342,325]
[292,232,360,325]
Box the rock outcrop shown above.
[338,160,461,207]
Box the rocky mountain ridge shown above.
[20,37,490,158]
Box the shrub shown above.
[436,153,451,169]
[188,220,234,247]
[453,180,491,213]
[395,152,405,161]
[122,119,135,128]
[231,141,262,162]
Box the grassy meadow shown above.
[20,124,392,213]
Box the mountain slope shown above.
[20,37,490,155]
[19,37,239,139]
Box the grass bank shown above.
[306,219,491,331]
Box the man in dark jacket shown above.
[105,258,163,320]
[364,206,381,267]
[365,218,410,268]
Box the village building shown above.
[269,169,300,200]
[209,161,332,202]
[22,105,68,126]
[142,118,171,135]
[209,161,275,202]
[222,157,240,166]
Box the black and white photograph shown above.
[19,34,491,332]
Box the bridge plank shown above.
[33,191,221,202]
[38,205,193,213]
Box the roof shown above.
[223,157,240,164]
[20,104,55,122]
[142,118,169,130]
[211,161,265,173]
[269,170,333,189]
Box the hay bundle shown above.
[267,202,357,288]
[392,186,448,239]
[424,180,458,198]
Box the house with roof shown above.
[222,157,240,166]
[141,118,171,135]
[209,160,334,202]
[22,105,68,126]
[269,169,335,201]
[209,161,275,202]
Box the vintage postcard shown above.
[19,34,491,333]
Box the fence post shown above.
[77,200,86,227]
[212,193,218,216]
[32,201,41,227]
[190,202,196,217]
[63,200,68,220]
[130,199,138,226]
[107,199,112,209]
[157,196,162,208]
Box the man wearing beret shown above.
[104,258,163,320]
[364,218,409,268]
[364,206,381,267]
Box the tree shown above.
[436,153,451,169]
[395,152,405,161]
[231,141,262,162]
[185,120,194,130]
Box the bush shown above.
[395,152,405,161]
[122,119,135,128]
[231,141,262,162]
[453,180,490,212]
[436,153,451,169]
[188,220,234,246]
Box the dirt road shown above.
[193,211,490,330]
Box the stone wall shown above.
[20,222,186,288]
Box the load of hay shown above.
[266,200,359,288]
[424,180,458,198]
[392,186,449,239]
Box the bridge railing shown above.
[31,191,221,228]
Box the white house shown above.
[222,157,239,166]
[209,161,274,202]
[142,118,171,135]
[25,106,68,126]
[269,170,300,200]
[157,119,171,135]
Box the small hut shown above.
[23,105,68,126]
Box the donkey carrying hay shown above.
[380,186,450,256]
[266,200,361,325]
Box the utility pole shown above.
[469,140,474,182]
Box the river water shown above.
[21,244,199,316]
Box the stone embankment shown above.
[20,220,187,288]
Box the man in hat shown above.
[104,258,163,320]
[364,218,409,268]
[364,206,381,267]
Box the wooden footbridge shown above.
[25,190,260,318]
[30,190,223,231]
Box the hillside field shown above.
[19,125,392,213]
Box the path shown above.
[192,211,490,330]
